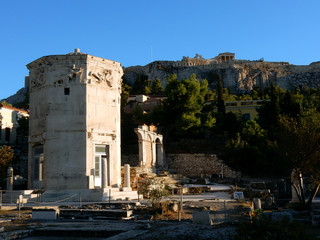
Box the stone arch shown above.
[134,125,164,173]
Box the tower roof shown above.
[26,49,121,69]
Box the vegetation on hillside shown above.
[122,73,320,205]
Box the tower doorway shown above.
[94,145,110,188]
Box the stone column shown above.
[124,164,130,188]
[102,157,108,189]
[156,144,164,167]
[138,140,146,167]
[7,167,13,191]
[123,164,131,191]
[253,198,261,209]
[152,142,156,168]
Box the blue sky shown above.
[1,0,320,100]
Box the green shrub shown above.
[138,178,170,209]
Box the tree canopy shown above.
[164,74,214,134]
[151,79,164,95]
[0,145,14,180]
[278,113,320,206]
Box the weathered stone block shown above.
[192,211,213,225]
[32,209,58,220]
[234,191,244,200]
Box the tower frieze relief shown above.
[52,63,85,86]
[89,69,114,87]
[30,63,47,89]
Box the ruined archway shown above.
[134,125,164,173]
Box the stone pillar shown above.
[138,140,146,167]
[123,164,131,191]
[7,167,13,191]
[253,198,261,209]
[124,164,130,188]
[156,144,164,168]
[102,157,108,189]
[152,142,156,168]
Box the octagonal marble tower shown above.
[27,49,123,192]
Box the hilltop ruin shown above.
[124,52,320,92]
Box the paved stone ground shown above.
[183,200,251,224]
[0,197,249,240]
[0,190,250,239]
[134,221,236,240]
[3,220,238,240]
[16,220,237,240]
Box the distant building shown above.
[0,103,28,145]
[124,95,167,114]
[207,99,265,120]
[212,52,235,63]
[179,52,236,65]
[224,100,264,120]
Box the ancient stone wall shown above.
[167,153,241,178]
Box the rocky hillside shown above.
[124,59,320,93]
[1,87,28,105]
[4,57,320,105]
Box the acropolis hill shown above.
[123,52,320,93]
[3,52,320,104]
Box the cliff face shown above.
[124,60,320,92]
